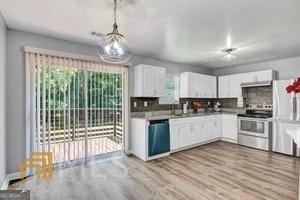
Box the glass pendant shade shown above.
[222,52,236,61]
[97,0,131,64]
[97,31,131,64]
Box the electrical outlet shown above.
[144,101,148,107]
[133,102,137,107]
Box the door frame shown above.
[25,47,129,171]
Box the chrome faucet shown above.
[170,102,176,115]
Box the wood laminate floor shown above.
[10,141,299,200]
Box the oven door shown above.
[238,117,268,138]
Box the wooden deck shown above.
[10,141,299,200]
[44,136,123,164]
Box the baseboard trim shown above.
[220,137,237,144]
[0,177,9,190]
[147,152,170,161]
[0,172,19,190]
[171,138,220,153]
[125,149,133,155]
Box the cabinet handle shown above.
[153,89,157,96]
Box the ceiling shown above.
[1,0,300,68]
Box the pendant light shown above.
[97,0,131,64]
[222,48,237,62]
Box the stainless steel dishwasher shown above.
[148,120,170,157]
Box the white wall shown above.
[6,29,211,173]
[0,12,7,185]
[213,56,300,79]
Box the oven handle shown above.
[237,117,267,122]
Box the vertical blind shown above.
[25,48,128,168]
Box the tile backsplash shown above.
[242,86,272,105]
[130,97,238,112]
[131,86,273,112]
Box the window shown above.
[159,74,180,104]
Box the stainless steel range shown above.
[237,104,273,151]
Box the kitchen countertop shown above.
[267,117,300,124]
[132,111,239,121]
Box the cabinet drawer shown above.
[205,115,221,121]
[222,114,237,120]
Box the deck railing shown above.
[37,108,123,144]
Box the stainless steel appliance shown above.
[273,80,296,155]
[237,104,273,151]
[148,120,170,157]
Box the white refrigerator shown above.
[273,79,294,155]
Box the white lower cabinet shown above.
[170,115,222,151]
[178,126,194,148]
[170,127,179,150]
[193,123,206,143]
[221,114,238,142]
[207,120,221,140]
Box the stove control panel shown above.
[247,104,273,110]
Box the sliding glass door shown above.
[27,51,126,168]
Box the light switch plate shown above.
[133,102,137,107]
[144,101,148,107]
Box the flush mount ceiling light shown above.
[97,0,131,64]
[222,48,237,62]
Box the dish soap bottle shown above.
[183,102,188,114]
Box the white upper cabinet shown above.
[229,74,242,97]
[218,74,242,98]
[255,70,274,81]
[241,72,256,83]
[218,75,230,98]
[133,64,166,97]
[205,75,217,98]
[219,70,275,98]
[152,67,165,97]
[180,72,216,98]
[241,70,275,83]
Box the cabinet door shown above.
[215,120,221,138]
[218,76,229,98]
[183,73,197,98]
[210,76,217,98]
[241,72,256,83]
[153,68,166,97]
[221,115,237,141]
[207,121,216,140]
[198,74,208,97]
[180,73,189,98]
[143,66,154,96]
[193,123,204,143]
[179,126,193,147]
[170,127,179,150]
[192,73,201,97]
[255,70,273,82]
[229,74,242,97]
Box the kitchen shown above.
[130,65,300,198]
[131,67,296,159]
[1,0,300,199]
